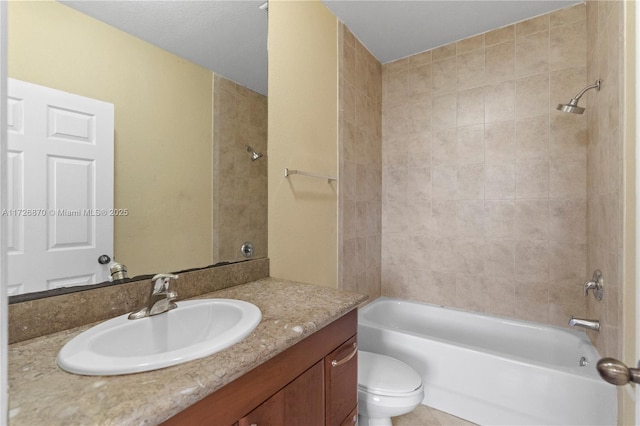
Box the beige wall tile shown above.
[485,200,515,238]
[406,199,430,235]
[457,87,485,126]
[432,93,457,129]
[457,200,486,239]
[548,279,586,327]
[516,115,549,159]
[431,238,458,272]
[432,165,457,200]
[550,25,587,71]
[515,30,549,77]
[515,241,549,282]
[548,241,586,282]
[516,15,549,37]
[457,163,485,200]
[455,273,487,311]
[432,128,457,166]
[515,199,549,240]
[484,239,516,276]
[550,155,587,198]
[484,275,516,317]
[410,50,432,67]
[408,99,432,134]
[457,49,485,90]
[485,163,515,199]
[485,120,515,164]
[485,40,515,84]
[432,57,457,94]
[455,239,485,273]
[385,70,408,109]
[516,158,549,198]
[549,198,586,244]
[431,200,457,238]
[550,112,588,157]
[485,80,515,123]
[515,73,550,118]
[430,272,457,307]
[407,167,431,201]
[408,64,432,100]
[486,25,515,46]
[515,282,549,323]
[457,33,485,54]
[433,42,456,61]
[457,124,484,164]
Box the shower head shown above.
[557,98,585,114]
[246,145,263,161]
[556,79,601,114]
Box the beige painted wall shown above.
[268,0,339,288]
[8,0,213,277]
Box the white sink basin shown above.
[57,298,261,376]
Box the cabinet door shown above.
[239,360,324,426]
[340,407,358,426]
[325,335,358,426]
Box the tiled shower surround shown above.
[339,25,383,299]
[381,4,590,327]
[213,75,268,263]
[585,1,625,363]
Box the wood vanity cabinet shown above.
[162,309,358,426]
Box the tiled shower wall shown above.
[213,75,268,263]
[339,24,383,299]
[381,4,589,327]
[585,0,625,361]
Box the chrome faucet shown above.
[128,273,179,320]
[569,316,600,332]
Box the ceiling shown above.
[60,0,582,96]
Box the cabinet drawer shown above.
[325,335,358,426]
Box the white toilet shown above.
[357,351,424,426]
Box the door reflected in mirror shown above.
[7,0,267,297]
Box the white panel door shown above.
[6,79,114,294]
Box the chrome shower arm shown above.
[572,79,601,102]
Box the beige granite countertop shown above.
[8,278,367,426]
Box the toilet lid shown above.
[358,351,423,396]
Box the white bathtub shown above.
[358,297,617,425]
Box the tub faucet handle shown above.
[583,270,604,300]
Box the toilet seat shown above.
[358,351,423,397]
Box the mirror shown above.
[7,0,268,298]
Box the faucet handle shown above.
[151,273,179,294]
[583,270,604,300]
[152,273,179,281]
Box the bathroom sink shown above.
[57,299,262,376]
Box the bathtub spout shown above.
[569,316,600,331]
